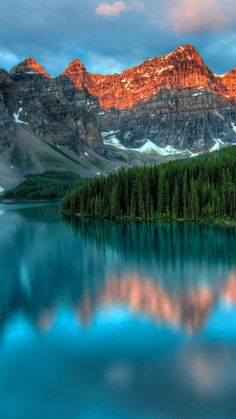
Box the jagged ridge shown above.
[6,44,236,110]
[62,45,236,109]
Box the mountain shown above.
[62,44,236,151]
[1,44,236,187]
[63,45,227,109]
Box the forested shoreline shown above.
[3,171,81,201]
[62,147,236,223]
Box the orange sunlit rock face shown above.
[62,45,236,110]
[62,59,89,89]
[24,57,51,78]
[221,67,236,98]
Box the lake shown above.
[0,202,236,419]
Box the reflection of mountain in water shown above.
[0,205,236,334]
[77,272,236,332]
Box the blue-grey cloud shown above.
[0,0,235,76]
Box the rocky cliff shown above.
[62,45,236,152]
[1,44,236,168]
[0,58,103,157]
[63,45,229,109]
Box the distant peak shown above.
[63,59,86,73]
[173,44,203,62]
[175,44,197,52]
[218,66,236,78]
[24,57,51,78]
[11,57,51,78]
[24,57,40,66]
[62,59,88,90]
[143,45,203,68]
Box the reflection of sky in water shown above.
[1,306,236,418]
[0,203,236,418]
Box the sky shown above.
[0,0,236,76]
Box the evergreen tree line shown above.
[62,147,236,222]
[4,171,81,201]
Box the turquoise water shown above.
[0,203,236,418]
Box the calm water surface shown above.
[0,202,236,419]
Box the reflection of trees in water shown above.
[0,208,236,334]
[68,219,236,268]
[0,209,108,335]
[67,219,236,293]
[18,204,61,223]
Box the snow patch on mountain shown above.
[102,135,198,157]
[131,140,170,155]
[13,108,28,125]
[210,142,220,152]
[231,122,236,133]
[186,150,199,157]
[156,65,174,76]
[192,92,203,97]
[217,73,227,78]
[131,140,196,156]
[102,131,126,150]
[217,138,225,145]
[210,138,225,152]
[0,186,4,193]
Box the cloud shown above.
[0,0,235,76]
[169,0,233,33]
[131,1,145,12]
[95,1,144,18]
[95,1,130,17]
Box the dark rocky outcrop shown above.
[98,90,236,151]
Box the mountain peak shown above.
[220,65,236,96]
[175,44,198,52]
[173,44,203,64]
[24,57,51,78]
[63,59,86,73]
[62,59,88,90]
[11,57,51,78]
[60,44,227,109]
